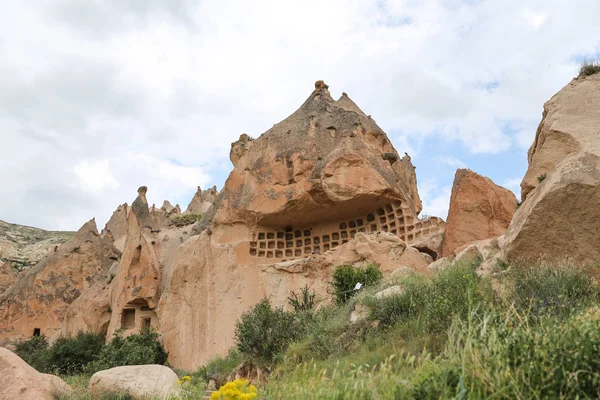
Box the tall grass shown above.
[261,263,600,399]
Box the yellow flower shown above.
[210,378,259,400]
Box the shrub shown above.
[287,285,317,312]
[170,213,203,227]
[211,378,258,400]
[235,298,301,367]
[195,350,242,388]
[15,335,50,372]
[87,330,167,374]
[46,332,105,375]
[330,264,383,305]
[578,59,600,78]
[537,172,547,183]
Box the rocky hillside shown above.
[0,220,75,270]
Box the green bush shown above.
[537,172,547,183]
[194,350,242,387]
[367,262,491,331]
[47,331,105,375]
[86,331,167,374]
[15,335,50,372]
[287,285,317,312]
[330,264,382,305]
[235,298,301,367]
[578,59,600,78]
[170,213,203,227]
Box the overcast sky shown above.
[1,1,599,231]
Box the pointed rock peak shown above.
[335,92,366,116]
[76,218,100,237]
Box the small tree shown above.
[15,335,50,372]
[47,331,105,375]
[235,298,299,366]
[287,285,317,312]
[330,264,383,305]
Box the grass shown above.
[578,59,600,78]
[257,262,600,399]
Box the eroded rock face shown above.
[504,73,600,265]
[442,169,516,257]
[0,347,71,400]
[0,220,118,343]
[520,73,600,201]
[0,262,15,294]
[157,82,445,370]
[158,231,432,370]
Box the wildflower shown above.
[210,378,258,400]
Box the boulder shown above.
[88,365,179,399]
[441,169,516,257]
[504,72,600,265]
[0,348,71,400]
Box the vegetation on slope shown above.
[17,260,600,399]
[201,261,600,399]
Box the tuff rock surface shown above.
[0,219,119,344]
[441,169,516,257]
[504,72,600,265]
[185,185,218,215]
[0,348,71,400]
[157,82,445,369]
[88,365,179,399]
[1,82,444,371]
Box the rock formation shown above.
[0,220,119,344]
[88,365,180,399]
[1,81,446,372]
[441,169,517,257]
[0,220,74,276]
[0,348,71,400]
[504,71,600,265]
[156,81,445,369]
[185,185,218,215]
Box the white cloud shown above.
[0,0,599,229]
[437,156,467,169]
[419,179,452,220]
[502,177,523,198]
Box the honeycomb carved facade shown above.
[248,201,444,262]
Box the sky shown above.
[0,1,599,231]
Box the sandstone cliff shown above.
[2,82,444,371]
[156,82,444,369]
[0,220,119,344]
[504,71,600,264]
[442,169,516,257]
